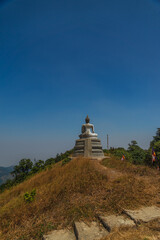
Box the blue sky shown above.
[0,0,160,166]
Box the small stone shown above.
[43,229,76,240]
[99,215,135,231]
[74,221,108,240]
[124,206,160,223]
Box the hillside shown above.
[0,156,160,240]
[0,166,14,185]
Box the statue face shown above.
[85,115,90,123]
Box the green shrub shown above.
[24,189,36,203]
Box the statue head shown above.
[85,115,90,124]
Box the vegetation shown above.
[104,128,160,167]
[24,189,36,203]
[0,149,73,193]
[1,156,159,240]
[1,128,160,193]
[0,129,160,239]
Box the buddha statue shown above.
[79,115,98,139]
[74,115,104,157]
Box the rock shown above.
[74,221,108,240]
[99,214,135,231]
[43,229,76,240]
[124,206,160,223]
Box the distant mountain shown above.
[0,166,14,185]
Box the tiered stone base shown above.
[73,138,104,157]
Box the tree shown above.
[128,140,146,165]
[31,160,45,174]
[150,128,160,148]
[146,128,160,166]
[128,140,138,151]
[18,159,33,174]
[152,141,160,159]
[11,159,33,181]
[45,158,56,166]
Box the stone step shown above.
[124,206,160,223]
[99,214,135,232]
[75,146,84,149]
[43,206,160,240]
[92,146,103,149]
[74,221,109,240]
[43,229,76,240]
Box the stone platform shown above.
[73,138,104,157]
[74,221,108,240]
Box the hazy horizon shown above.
[0,0,160,167]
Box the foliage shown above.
[0,149,74,193]
[127,140,146,165]
[0,157,156,240]
[147,128,160,167]
[105,141,146,165]
[144,148,152,166]
[150,128,160,148]
[61,157,71,166]
[24,189,36,203]
[106,147,131,161]
[31,160,45,174]
[152,140,160,159]
[44,158,55,166]
[11,159,33,180]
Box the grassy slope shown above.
[101,156,160,240]
[0,156,160,240]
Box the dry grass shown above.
[100,226,160,240]
[100,218,160,240]
[0,156,160,239]
[102,156,158,177]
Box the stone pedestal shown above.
[73,138,104,157]
[73,116,104,158]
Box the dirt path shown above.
[91,158,124,181]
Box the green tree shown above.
[153,141,160,159]
[45,158,56,166]
[128,140,146,165]
[144,148,152,166]
[18,159,33,174]
[31,160,45,174]
[150,128,160,148]
[11,159,33,181]
[146,128,160,166]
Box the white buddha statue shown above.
[79,115,98,139]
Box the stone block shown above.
[124,206,160,223]
[43,229,76,240]
[74,221,108,240]
[99,214,135,231]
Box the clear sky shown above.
[0,0,160,166]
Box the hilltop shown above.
[0,155,160,240]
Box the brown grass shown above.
[0,156,160,240]
[100,225,160,240]
[100,218,160,240]
[102,156,158,177]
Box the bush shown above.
[128,141,146,165]
[24,189,36,203]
